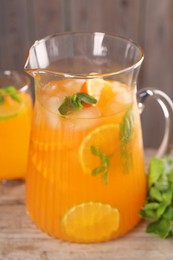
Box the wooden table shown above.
[0,181,173,260]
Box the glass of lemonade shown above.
[24,32,173,243]
[0,70,32,181]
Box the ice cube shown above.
[62,106,101,132]
[45,110,60,129]
[73,106,101,119]
[45,96,61,114]
[116,90,132,104]
[62,79,85,94]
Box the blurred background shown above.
[0,0,173,149]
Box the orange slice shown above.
[81,79,132,116]
[79,124,120,174]
[81,78,112,100]
[62,202,120,243]
[97,81,132,116]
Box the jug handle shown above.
[137,88,173,158]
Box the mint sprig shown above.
[140,156,173,238]
[90,145,110,185]
[120,106,134,172]
[0,86,22,104]
[58,92,97,115]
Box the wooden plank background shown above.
[1,0,173,149]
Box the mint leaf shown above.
[92,166,104,176]
[167,170,173,183]
[156,202,169,219]
[146,218,172,239]
[148,158,164,188]
[164,205,173,220]
[58,96,75,115]
[90,145,110,185]
[102,171,109,185]
[120,106,134,144]
[0,86,22,104]
[149,187,163,202]
[0,88,6,105]
[0,95,4,104]
[140,208,157,221]
[143,202,160,210]
[162,189,172,205]
[58,92,97,115]
[120,106,134,172]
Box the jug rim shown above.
[24,31,144,79]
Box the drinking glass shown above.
[0,70,32,181]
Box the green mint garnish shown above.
[0,86,22,104]
[148,158,164,188]
[120,106,134,173]
[0,95,4,104]
[58,92,97,115]
[140,156,173,238]
[90,145,110,185]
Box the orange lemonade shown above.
[0,87,32,180]
[26,78,146,243]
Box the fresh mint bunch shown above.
[140,156,173,238]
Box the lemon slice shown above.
[0,96,24,120]
[62,202,120,243]
[79,124,120,174]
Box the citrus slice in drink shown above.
[96,82,132,116]
[79,124,120,174]
[62,202,120,243]
[81,78,112,100]
[0,96,24,120]
[81,79,132,116]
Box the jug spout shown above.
[24,39,51,78]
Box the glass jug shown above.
[24,32,173,243]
